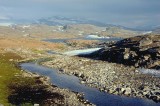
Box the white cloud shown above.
[0,15,10,20]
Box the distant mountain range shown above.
[35,16,112,27]
[0,16,159,31]
[35,16,144,31]
[34,16,160,31]
[0,16,119,27]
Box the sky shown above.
[0,0,160,28]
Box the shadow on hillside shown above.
[8,78,64,105]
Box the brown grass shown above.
[0,37,64,50]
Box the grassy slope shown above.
[0,52,22,105]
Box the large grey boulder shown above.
[91,34,160,69]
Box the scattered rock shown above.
[90,34,160,70]
[123,87,132,95]
[42,52,160,103]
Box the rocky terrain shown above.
[0,24,160,105]
[40,34,160,103]
[65,39,99,49]
[42,54,160,102]
[100,26,142,38]
[0,52,92,105]
[0,25,96,105]
[89,34,160,69]
[8,71,92,106]
[0,23,143,39]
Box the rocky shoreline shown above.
[9,69,93,106]
[42,54,160,103]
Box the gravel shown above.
[42,54,160,102]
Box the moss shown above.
[0,52,22,105]
[0,52,64,105]
[31,49,45,54]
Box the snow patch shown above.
[138,68,160,77]
[143,31,152,35]
[64,48,101,56]
[86,35,110,39]
[22,25,30,29]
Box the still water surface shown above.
[20,62,160,106]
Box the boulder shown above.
[139,37,153,47]
[90,34,160,70]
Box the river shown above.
[20,62,160,106]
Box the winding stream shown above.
[43,35,122,43]
[20,62,160,106]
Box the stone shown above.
[112,91,119,95]
[150,95,159,102]
[130,51,137,57]
[115,87,121,93]
[94,34,160,69]
[80,81,85,84]
[138,85,145,90]
[139,47,148,51]
[144,55,150,60]
[124,87,132,95]
[142,91,149,96]
[152,90,160,95]
[139,37,153,47]
[59,69,64,72]
[74,72,79,76]
[157,96,160,102]
[158,50,160,54]
[108,88,116,94]
[135,69,139,73]
[34,104,39,106]
[124,53,130,60]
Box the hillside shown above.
[89,34,160,69]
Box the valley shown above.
[0,23,159,106]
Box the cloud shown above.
[0,0,160,28]
[0,15,10,20]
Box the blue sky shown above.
[0,0,160,28]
